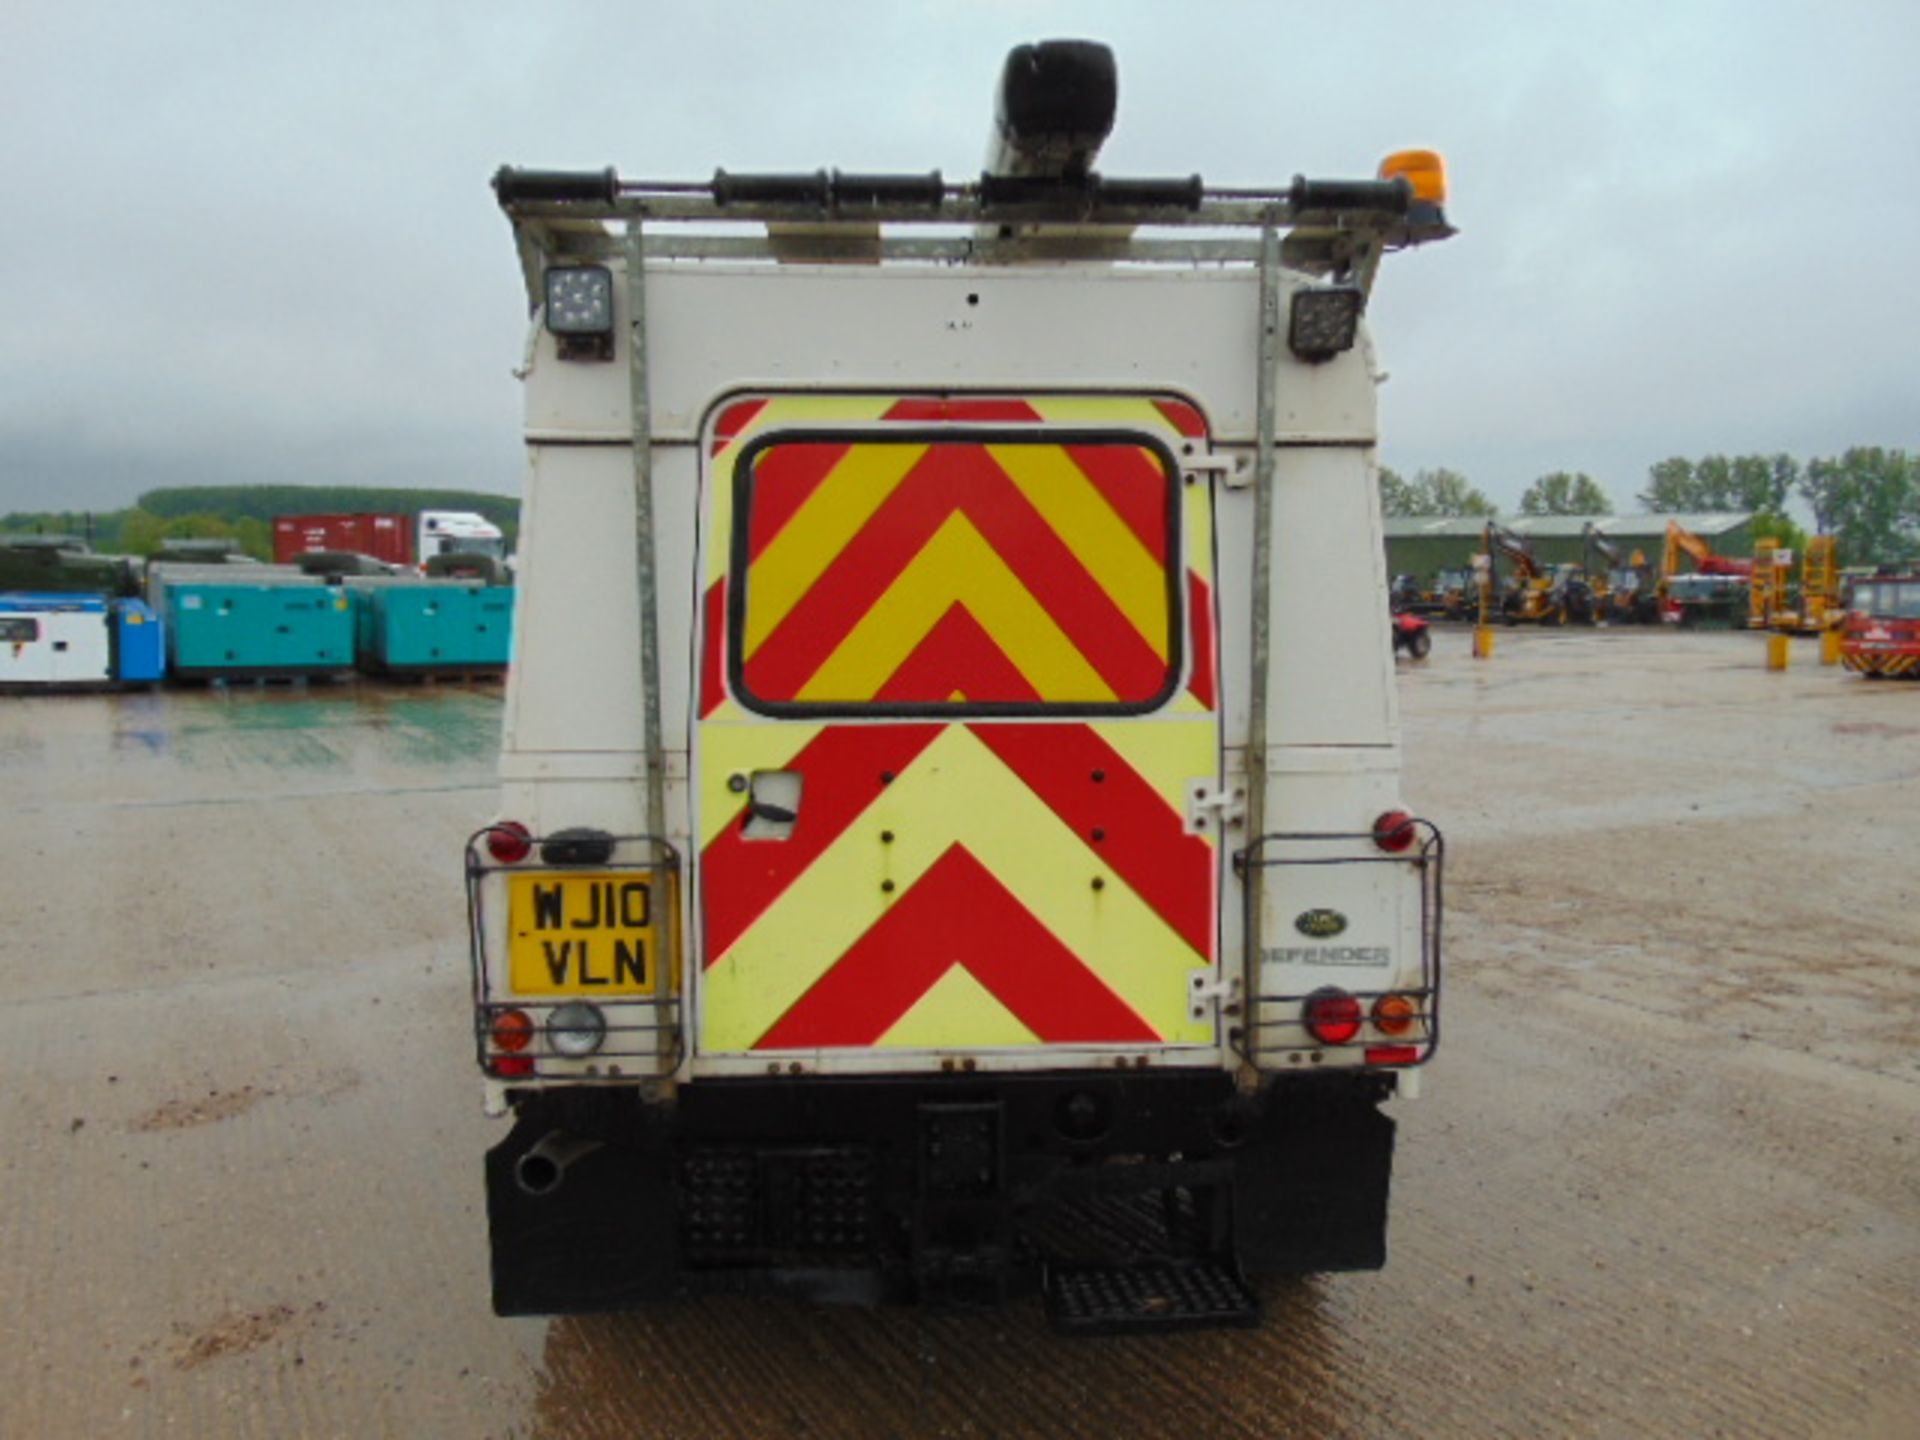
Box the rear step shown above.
[1043,1259,1261,1336]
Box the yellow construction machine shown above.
[1757,535,1840,633]
[1658,521,1751,628]
[1481,522,1594,625]
[1583,523,1656,624]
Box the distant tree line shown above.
[1378,467,1498,518]
[1379,447,1918,566]
[1,485,519,561]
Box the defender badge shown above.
[1295,908,1347,939]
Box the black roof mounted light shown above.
[991,39,1117,179]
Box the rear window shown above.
[729,430,1181,716]
[0,617,39,642]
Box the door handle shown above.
[741,770,803,840]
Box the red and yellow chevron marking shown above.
[695,393,1221,1053]
[1842,649,1919,677]
[755,846,1160,1047]
[699,393,1215,718]
[737,440,1173,707]
[698,720,1217,1050]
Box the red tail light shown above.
[1303,988,1363,1045]
[1372,810,1416,853]
[489,1055,535,1078]
[485,820,534,864]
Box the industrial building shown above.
[1384,513,1753,582]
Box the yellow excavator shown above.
[1583,523,1656,625]
[1481,522,1595,626]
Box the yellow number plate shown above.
[507,872,667,996]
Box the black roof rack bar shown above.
[492,164,1433,234]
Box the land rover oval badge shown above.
[1296,908,1347,939]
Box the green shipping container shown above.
[166,584,356,677]
[356,585,513,672]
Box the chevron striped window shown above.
[727,431,1184,716]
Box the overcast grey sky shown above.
[3,0,1915,517]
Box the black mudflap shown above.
[1044,1259,1261,1336]
[1232,1080,1396,1275]
[487,1102,681,1316]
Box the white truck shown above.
[467,40,1451,1331]
[417,509,507,571]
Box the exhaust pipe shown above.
[514,1131,605,1197]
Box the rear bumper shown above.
[485,1070,1396,1316]
[1842,648,1919,676]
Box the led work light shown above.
[1288,285,1364,363]
[544,265,615,360]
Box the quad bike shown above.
[1392,612,1433,660]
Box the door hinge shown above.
[1186,781,1245,835]
[1188,970,1243,1023]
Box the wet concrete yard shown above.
[1,633,1914,1438]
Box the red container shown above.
[272,513,413,567]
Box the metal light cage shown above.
[465,828,684,1080]
[1234,819,1444,1070]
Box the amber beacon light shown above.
[1377,149,1447,205]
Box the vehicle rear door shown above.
[691,393,1224,1062]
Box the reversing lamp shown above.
[546,1002,607,1058]
[1288,285,1363,363]
[544,265,615,360]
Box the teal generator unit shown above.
[357,584,513,674]
[166,583,355,679]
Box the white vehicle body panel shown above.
[481,255,1431,1091]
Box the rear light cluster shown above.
[487,1007,535,1077]
[484,1002,610,1077]
[490,1008,534,1052]
[1301,986,1429,1064]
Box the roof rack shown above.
[492,164,1454,300]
